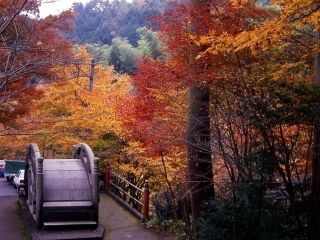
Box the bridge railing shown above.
[104,167,149,220]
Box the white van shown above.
[13,169,24,191]
[0,160,5,177]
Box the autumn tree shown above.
[23,49,132,158]
[197,0,319,238]
[132,1,268,237]
[117,63,188,217]
[0,0,73,127]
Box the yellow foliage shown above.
[199,0,319,56]
[10,49,132,158]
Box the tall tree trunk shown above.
[310,13,320,240]
[187,86,214,239]
[187,1,214,238]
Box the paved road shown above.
[0,176,17,196]
[0,177,28,240]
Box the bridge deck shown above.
[43,159,91,202]
[100,194,175,240]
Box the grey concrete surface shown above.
[0,178,28,240]
[0,177,176,240]
[99,194,176,240]
[0,176,18,196]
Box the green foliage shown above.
[91,132,124,166]
[199,185,309,240]
[92,132,122,152]
[109,37,140,74]
[86,38,139,74]
[137,27,163,59]
[86,28,164,73]
[85,44,112,66]
[144,217,187,240]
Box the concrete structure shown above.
[25,143,101,230]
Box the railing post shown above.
[105,165,111,193]
[143,180,150,220]
[92,157,99,222]
[36,157,43,228]
[92,157,99,204]
[71,145,77,158]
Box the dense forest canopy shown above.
[71,0,167,74]
[72,0,169,46]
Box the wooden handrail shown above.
[111,172,143,192]
[109,182,143,206]
[104,167,150,220]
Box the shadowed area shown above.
[0,179,28,240]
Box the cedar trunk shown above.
[310,20,320,240]
[187,86,214,238]
[187,1,214,238]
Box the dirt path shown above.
[99,194,176,240]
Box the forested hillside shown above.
[72,0,167,73]
[73,0,168,45]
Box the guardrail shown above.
[104,166,149,220]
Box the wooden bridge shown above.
[23,142,150,238]
[25,143,100,229]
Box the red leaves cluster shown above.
[119,72,185,157]
[0,1,74,125]
[153,1,268,86]
[119,1,268,158]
